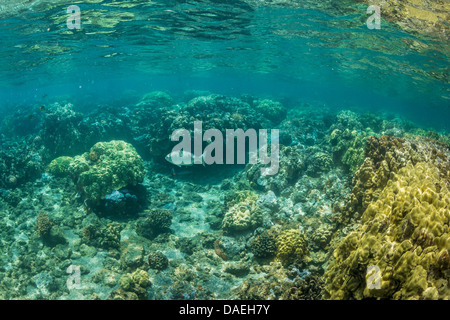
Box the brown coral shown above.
[343,136,450,222]
[214,239,228,261]
[36,212,52,237]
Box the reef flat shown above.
[0,91,448,300]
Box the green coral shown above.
[331,128,374,174]
[275,229,309,266]
[323,162,450,300]
[47,156,73,177]
[67,140,144,201]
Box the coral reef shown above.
[136,209,173,239]
[47,156,73,177]
[0,90,448,301]
[39,102,84,159]
[111,269,151,300]
[82,222,122,250]
[345,135,450,221]
[67,140,145,202]
[36,212,67,247]
[246,145,305,194]
[95,185,147,216]
[143,94,286,161]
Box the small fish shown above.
[165,150,205,167]
[27,114,35,121]
[39,105,46,111]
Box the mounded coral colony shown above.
[324,162,449,299]
[0,91,449,300]
[50,140,145,202]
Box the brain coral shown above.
[323,162,450,300]
[68,140,144,202]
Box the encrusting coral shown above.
[275,229,309,266]
[323,161,450,300]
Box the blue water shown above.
[0,0,448,130]
[1,0,450,302]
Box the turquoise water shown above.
[1,1,448,129]
[0,0,449,301]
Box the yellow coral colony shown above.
[324,162,450,300]
[276,229,309,266]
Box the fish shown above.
[165,150,205,167]
[27,114,35,121]
[39,105,46,111]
